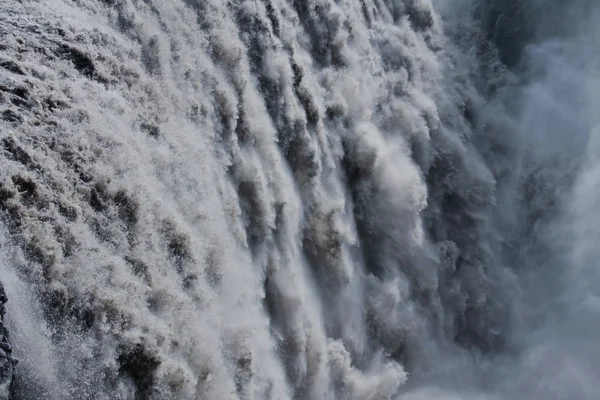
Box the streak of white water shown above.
[0,0,598,399]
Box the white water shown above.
[0,0,598,399]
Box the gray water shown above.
[0,0,599,399]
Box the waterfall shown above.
[0,0,598,399]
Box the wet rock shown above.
[140,122,160,138]
[0,60,25,76]
[2,138,34,169]
[0,281,16,400]
[57,45,108,84]
[118,343,160,400]
[1,110,22,124]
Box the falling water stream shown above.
[0,0,599,399]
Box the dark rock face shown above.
[0,282,15,400]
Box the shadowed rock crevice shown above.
[56,45,108,84]
[118,343,161,400]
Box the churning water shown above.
[0,0,599,399]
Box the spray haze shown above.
[0,0,598,399]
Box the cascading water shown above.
[0,0,598,399]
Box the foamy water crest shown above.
[0,0,598,399]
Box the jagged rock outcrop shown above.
[0,282,15,400]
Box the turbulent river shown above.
[0,0,599,399]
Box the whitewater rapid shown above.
[0,0,599,399]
